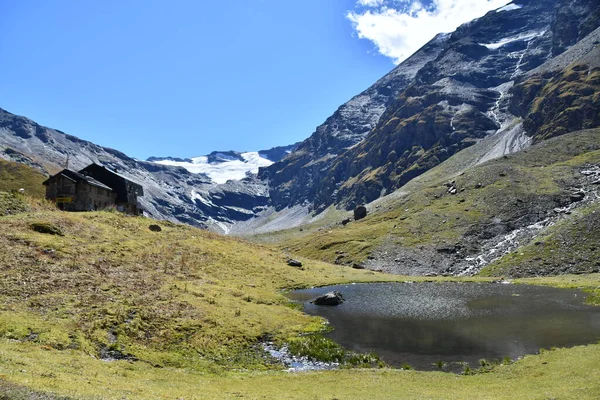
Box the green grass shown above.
[2,134,600,398]
[0,159,47,197]
[0,208,449,374]
[0,339,599,399]
[0,208,599,398]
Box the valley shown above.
[1,0,600,398]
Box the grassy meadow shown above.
[0,152,599,399]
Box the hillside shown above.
[257,128,600,278]
[0,159,47,197]
[0,201,599,398]
[0,206,404,370]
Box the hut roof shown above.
[43,169,113,191]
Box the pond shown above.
[286,282,600,370]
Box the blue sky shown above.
[0,0,508,159]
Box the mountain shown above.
[259,0,600,213]
[2,0,598,238]
[0,108,293,232]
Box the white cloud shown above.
[357,0,386,5]
[348,0,511,64]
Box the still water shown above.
[286,282,600,370]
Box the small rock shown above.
[448,187,457,195]
[287,259,303,268]
[354,205,367,221]
[569,191,585,202]
[149,224,162,232]
[352,263,365,269]
[425,272,438,277]
[312,291,344,306]
[30,222,64,236]
[341,218,351,226]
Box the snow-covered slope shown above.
[149,151,285,184]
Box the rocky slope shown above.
[0,108,287,232]
[259,0,600,214]
[274,128,600,278]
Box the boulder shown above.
[30,222,64,236]
[569,191,585,202]
[354,205,367,221]
[149,224,162,232]
[312,291,344,306]
[287,259,303,268]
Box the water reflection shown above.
[286,282,600,370]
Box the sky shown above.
[0,0,509,160]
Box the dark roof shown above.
[78,163,144,203]
[43,169,113,191]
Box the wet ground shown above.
[286,282,600,370]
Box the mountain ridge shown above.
[259,0,600,213]
[0,107,287,232]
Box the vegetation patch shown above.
[286,335,384,367]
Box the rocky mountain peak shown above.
[259,0,600,213]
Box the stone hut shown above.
[43,169,116,211]
[43,163,144,214]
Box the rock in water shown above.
[312,291,344,306]
[354,206,367,221]
[287,259,303,267]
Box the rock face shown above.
[259,0,600,212]
[259,32,451,211]
[312,291,344,306]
